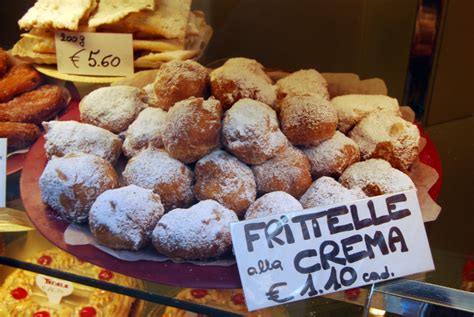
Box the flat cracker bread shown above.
[134,49,198,68]
[133,39,184,52]
[11,37,57,64]
[88,0,155,28]
[185,11,213,59]
[21,29,55,54]
[18,0,95,31]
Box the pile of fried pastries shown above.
[38,57,421,261]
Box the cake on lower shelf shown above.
[0,248,142,317]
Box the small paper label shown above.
[231,190,434,311]
[55,31,134,77]
[0,139,6,208]
[36,274,74,304]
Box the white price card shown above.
[55,31,134,77]
[36,274,74,304]
[0,139,6,208]
[230,190,435,311]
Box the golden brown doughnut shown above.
[251,145,312,198]
[39,153,119,223]
[0,64,42,102]
[279,94,337,146]
[245,191,303,220]
[0,122,41,148]
[194,150,256,217]
[89,185,165,251]
[210,57,276,110]
[152,60,209,111]
[162,97,222,163]
[276,69,329,102]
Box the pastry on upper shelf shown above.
[331,94,400,133]
[152,200,238,260]
[279,93,337,146]
[44,120,122,164]
[245,191,303,220]
[339,159,415,197]
[300,176,367,209]
[80,86,148,133]
[122,107,167,158]
[349,112,420,172]
[194,150,256,217]
[210,57,276,110]
[162,97,221,163]
[122,148,194,211]
[151,60,209,111]
[251,145,312,198]
[89,185,165,251]
[39,152,119,223]
[276,69,329,104]
[303,131,360,178]
[222,98,287,164]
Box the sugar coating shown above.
[123,107,167,157]
[39,152,118,223]
[80,85,148,133]
[245,191,303,220]
[349,113,420,171]
[303,131,360,177]
[299,176,367,209]
[339,159,415,196]
[152,200,238,260]
[276,69,329,100]
[222,98,287,164]
[331,94,400,133]
[89,185,164,250]
[210,57,276,108]
[43,120,122,164]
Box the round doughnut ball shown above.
[339,159,415,197]
[251,145,312,198]
[123,107,167,158]
[349,113,420,172]
[194,150,256,217]
[303,131,360,178]
[162,97,222,163]
[245,192,303,220]
[222,98,287,164]
[80,86,148,133]
[210,57,276,110]
[152,60,209,111]
[279,94,337,146]
[152,200,238,260]
[276,69,329,101]
[122,148,194,211]
[39,152,118,223]
[300,176,367,209]
[89,185,165,251]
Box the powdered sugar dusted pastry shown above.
[276,69,329,102]
[245,191,303,220]
[162,97,222,163]
[194,150,256,217]
[152,200,238,260]
[251,145,312,198]
[300,176,367,209]
[331,94,400,133]
[222,98,287,164]
[43,120,122,164]
[210,57,276,110]
[339,159,415,197]
[349,113,420,171]
[122,149,194,211]
[152,60,209,111]
[39,153,118,223]
[279,94,337,146]
[303,131,360,178]
[89,185,165,251]
[80,85,148,133]
[122,107,167,157]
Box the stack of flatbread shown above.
[11,0,212,69]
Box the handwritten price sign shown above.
[230,190,434,311]
[55,31,133,77]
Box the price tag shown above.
[55,31,134,77]
[36,274,74,304]
[0,139,6,208]
[230,190,434,311]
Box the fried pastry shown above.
[245,191,303,220]
[276,69,329,103]
[0,64,42,102]
[0,122,41,148]
[0,48,8,77]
